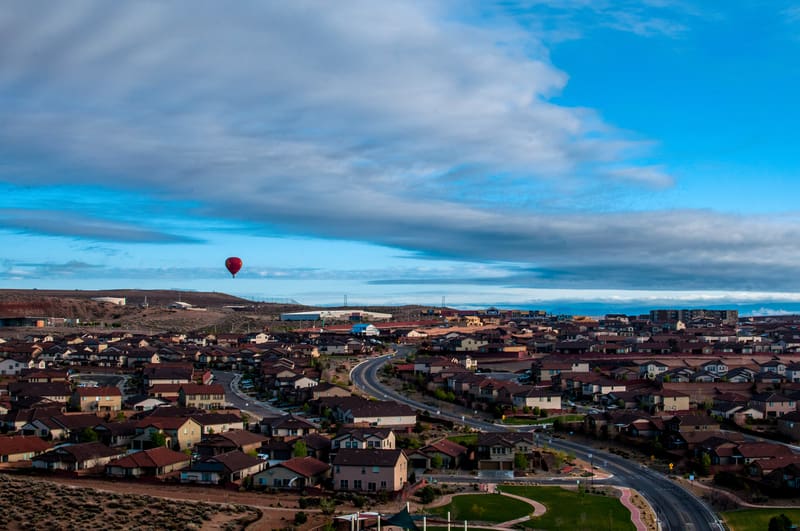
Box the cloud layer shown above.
[0,1,798,294]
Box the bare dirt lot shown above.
[0,473,263,531]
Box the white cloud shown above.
[3,1,800,294]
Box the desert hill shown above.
[0,289,432,336]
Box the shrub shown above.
[294,512,308,525]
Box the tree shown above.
[699,453,712,476]
[293,440,308,457]
[79,427,99,443]
[294,512,308,525]
[514,453,529,471]
[416,485,438,504]
[150,430,167,448]
[430,454,443,470]
[768,514,792,531]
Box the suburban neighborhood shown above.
[2,303,800,529]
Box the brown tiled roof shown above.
[277,456,330,477]
[190,413,242,426]
[212,429,267,446]
[39,442,122,463]
[52,413,102,430]
[108,446,190,469]
[74,386,122,397]
[149,384,183,394]
[334,427,393,441]
[422,438,467,457]
[303,433,332,450]
[0,435,51,455]
[736,442,793,459]
[136,416,196,431]
[207,450,263,472]
[180,384,225,396]
[332,448,404,467]
[95,421,138,436]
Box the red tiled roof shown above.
[74,386,122,397]
[180,383,225,396]
[0,435,51,455]
[108,446,190,469]
[277,456,330,477]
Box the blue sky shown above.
[3,1,800,313]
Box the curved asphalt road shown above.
[351,353,724,531]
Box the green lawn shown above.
[502,414,584,425]
[500,486,635,531]
[446,434,477,446]
[722,508,800,531]
[427,493,533,523]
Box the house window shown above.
[340,479,348,489]
[354,480,362,490]
[361,467,366,474]
[372,466,380,473]
[368,482,376,491]
[380,481,387,489]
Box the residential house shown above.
[132,416,202,451]
[93,421,138,448]
[190,412,245,435]
[778,411,800,441]
[302,433,332,462]
[253,456,330,489]
[512,389,562,411]
[261,415,319,438]
[194,429,268,458]
[736,442,793,468]
[332,448,408,493]
[143,364,193,387]
[413,438,468,470]
[70,386,122,412]
[312,383,351,400]
[725,367,756,383]
[178,384,226,410]
[320,397,416,430]
[641,389,691,413]
[639,361,669,380]
[148,383,182,403]
[476,432,537,471]
[22,413,101,442]
[32,442,124,472]
[332,428,395,452]
[180,450,266,485]
[700,360,729,377]
[8,382,72,404]
[105,446,191,478]
[0,435,51,462]
[786,363,800,383]
[760,360,787,376]
[0,357,28,376]
[749,392,797,418]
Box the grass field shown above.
[500,486,635,531]
[722,508,800,531]
[427,493,533,523]
[501,414,585,425]
[446,434,478,446]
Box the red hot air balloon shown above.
[225,257,243,278]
